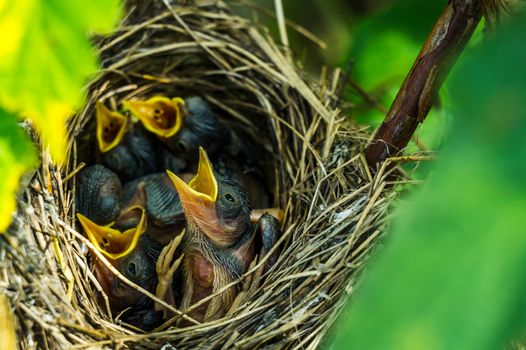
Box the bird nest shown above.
[2,1,399,348]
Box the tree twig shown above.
[365,0,483,168]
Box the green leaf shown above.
[0,294,17,350]
[0,0,120,163]
[0,108,37,232]
[331,13,526,350]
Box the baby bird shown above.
[123,96,230,167]
[77,197,165,330]
[90,234,165,330]
[76,164,122,225]
[78,199,185,330]
[96,101,159,181]
[167,148,280,322]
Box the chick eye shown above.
[127,262,137,276]
[224,193,236,203]
[176,141,187,152]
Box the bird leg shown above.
[155,229,185,314]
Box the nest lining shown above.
[1,1,397,349]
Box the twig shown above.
[366,0,483,167]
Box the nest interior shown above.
[1,1,395,348]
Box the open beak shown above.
[167,147,222,238]
[96,101,129,153]
[77,206,146,260]
[123,96,184,138]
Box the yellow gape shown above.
[167,147,218,205]
[96,102,129,153]
[123,96,185,138]
[77,206,147,260]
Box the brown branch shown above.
[365,0,483,168]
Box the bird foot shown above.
[155,229,185,313]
